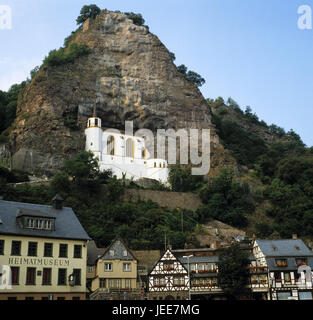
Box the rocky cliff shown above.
[5,10,233,176]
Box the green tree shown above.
[217,244,251,299]
[169,165,204,192]
[125,12,145,26]
[186,71,205,87]
[76,4,101,26]
[177,64,187,75]
[63,151,99,183]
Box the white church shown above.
[85,109,169,183]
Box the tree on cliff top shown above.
[76,4,101,26]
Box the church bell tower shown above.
[85,105,102,161]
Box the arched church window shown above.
[126,138,134,158]
[107,136,115,156]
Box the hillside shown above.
[0,9,234,177]
[1,7,313,249]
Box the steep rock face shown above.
[8,10,233,176]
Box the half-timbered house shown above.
[148,249,189,300]
[253,238,313,300]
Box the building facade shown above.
[0,197,90,300]
[89,238,140,300]
[148,249,190,300]
[85,111,168,183]
[253,238,313,300]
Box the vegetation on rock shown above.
[43,43,92,67]
[76,4,101,26]
[177,64,206,87]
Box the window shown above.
[41,297,49,300]
[73,245,82,258]
[8,297,17,300]
[72,297,80,301]
[109,250,114,257]
[104,263,112,272]
[95,119,98,126]
[26,218,53,231]
[107,136,115,156]
[296,258,308,266]
[11,241,21,256]
[277,292,292,300]
[25,297,34,300]
[44,243,53,257]
[125,279,131,289]
[274,272,282,282]
[173,277,185,286]
[73,269,81,286]
[163,262,174,271]
[57,297,65,300]
[58,269,67,286]
[42,268,52,286]
[284,272,291,283]
[88,266,94,273]
[0,240,4,255]
[26,268,36,285]
[28,242,38,257]
[100,278,106,288]
[11,267,19,285]
[59,244,68,258]
[123,263,131,272]
[275,259,288,267]
[108,279,121,288]
[123,250,128,257]
[299,291,313,300]
[126,138,134,158]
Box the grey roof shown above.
[100,238,136,261]
[17,208,55,219]
[256,239,313,257]
[0,200,90,241]
[87,240,106,265]
[266,257,313,271]
[178,256,219,264]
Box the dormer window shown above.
[23,216,54,231]
[296,258,307,266]
[123,250,128,257]
[110,250,115,256]
[275,259,288,267]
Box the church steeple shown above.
[93,105,97,118]
[86,104,101,128]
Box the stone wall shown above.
[121,189,202,211]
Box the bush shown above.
[125,12,145,26]
[43,43,91,67]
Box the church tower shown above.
[85,106,102,161]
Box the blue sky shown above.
[0,0,312,146]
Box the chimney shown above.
[292,234,298,240]
[52,194,64,210]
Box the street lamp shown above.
[183,255,193,300]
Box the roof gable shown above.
[149,249,188,275]
[100,238,136,261]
